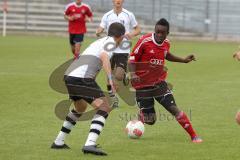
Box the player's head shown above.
[113,0,124,8]
[108,22,126,43]
[154,18,170,44]
[76,0,82,5]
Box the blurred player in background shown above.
[51,22,126,156]
[129,18,203,143]
[233,50,240,61]
[96,0,141,100]
[64,0,93,59]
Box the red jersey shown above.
[64,2,93,34]
[130,33,170,89]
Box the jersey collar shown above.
[152,33,165,46]
[113,8,126,16]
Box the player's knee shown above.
[115,67,125,81]
[166,105,181,116]
[160,94,180,116]
[74,99,87,110]
[92,98,111,113]
[115,74,124,81]
[92,98,103,108]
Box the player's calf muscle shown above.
[75,43,81,51]
[165,105,181,116]
[91,98,111,113]
[114,67,125,81]
[74,100,87,113]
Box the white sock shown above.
[54,109,81,146]
[55,131,66,145]
[85,110,108,146]
[54,121,74,145]
[85,132,99,146]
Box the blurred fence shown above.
[84,0,240,38]
[0,1,101,36]
[0,1,67,32]
[0,0,240,39]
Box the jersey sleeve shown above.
[129,12,138,29]
[164,40,171,57]
[64,5,71,15]
[86,6,93,17]
[99,14,107,29]
[130,36,145,63]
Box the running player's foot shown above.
[191,136,203,143]
[82,145,107,156]
[51,142,70,149]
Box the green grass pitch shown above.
[0,35,240,160]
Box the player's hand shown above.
[96,31,101,37]
[85,17,93,22]
[233,51,240,61]
[68,16,75,21]
[85,17,89,22]
[184,54,196,63]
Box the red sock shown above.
[176,111,197,139]
[74,53,79,59]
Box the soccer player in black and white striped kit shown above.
[51,23,126,156]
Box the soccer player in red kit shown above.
[64,0,93,59]
[129,18,202,143]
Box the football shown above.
[235,111,240,125]
[125,120,145,139]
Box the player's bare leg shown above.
[74,43,81,59]
[82,97,111,156]
[70,43,81,59]
[114,67,125,82]
[114,66,130,86]
[74,100,88,113]
[51,99,87,149]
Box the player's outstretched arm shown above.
[96,27,104,37]
[100,52,116,93]
[166,52,196,63]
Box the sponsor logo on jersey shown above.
[149,59,163,65]
[150,49,155,54]
[74,14,82,18]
